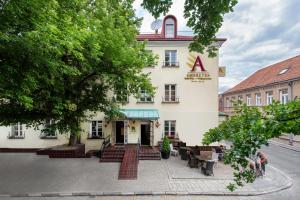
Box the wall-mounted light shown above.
[155,121,161,128]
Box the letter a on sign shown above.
[191,56,206,72]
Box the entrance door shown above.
[115,121,124,144]
[141,124,150,145]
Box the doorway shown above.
[115,121,124,144]
[141,124,150,145]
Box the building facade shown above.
[220,55,300,116]
[0,15,225,152]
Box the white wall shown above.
[0,39,221,148]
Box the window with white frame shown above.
[164,84,177,102]
[139,88,153,102]
[41,119,57,138]
[246,94,252,106]
[231,96,236,107]
[255,93,262,106]
[90,121,103,138]
[266,91,273,105]
[238,95,243,102]
[164,120,176,137]
[280,89,288,104]
[9,122,24,139]
[165,18,175,38]
[164,50,177,66]
[226,98,230,107]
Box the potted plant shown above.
[161,136,170,159]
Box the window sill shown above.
[162,101,180,104]
[40,136,58,139]
[136,101,154,104]
[7,136,25,139]
[87,137,104,140]
[162,65,180,68]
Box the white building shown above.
[0,15,226,152]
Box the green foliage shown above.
[203,99,300,191]
[142,0,238,57]
[0,0,155,138]
[162,136,170,153]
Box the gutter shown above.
[223,77,300,96]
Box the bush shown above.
[162,136,170,153]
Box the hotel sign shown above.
[185,54,211,82]
[219,67,226,77]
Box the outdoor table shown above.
[194,155,213,167]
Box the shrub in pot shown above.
[161,136,170,159]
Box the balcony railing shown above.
[7,132,25,139]
[162,96,179,103]
[162,61,180,68]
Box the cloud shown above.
[133,0,300,93]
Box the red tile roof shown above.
[223,55,300,94]
[137,33,226,42]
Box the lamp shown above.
[155,121,161,128]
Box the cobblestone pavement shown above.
[0,152,291,198]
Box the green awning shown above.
[120,109,159,120]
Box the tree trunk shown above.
[68,120,81,146]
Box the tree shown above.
[203,99,300,191]
[0,0,155,144]
[0,0,237,144]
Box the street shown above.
[257,143,300,200]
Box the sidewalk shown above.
[270,135,300,152]
[0,153,292,198]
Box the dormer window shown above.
[278,68,289,75]
[165,18,175,38]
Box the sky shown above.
[133,0,300,93]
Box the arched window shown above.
[165,18,175,38]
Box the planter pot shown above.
[161,151,170,159]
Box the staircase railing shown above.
[99,135,111,158]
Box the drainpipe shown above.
[288,81,294,146]
[288,81,293,100]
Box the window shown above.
[278,68,289,75]
[255,93,262,106]
[238,95,243,101]
[9,122,24,139]
[114,93,129,103]
[41,119,57,138]
[139,88,153,102]
[89,121,103,139]
[163,84,178,102]
[246,94,252,106]
[231,96,236,107]
[266,91,273,105]
[164,120,176,137]
[165,18,175,38]
[280,89,288,104]
[226,98,230,107]
[164,50,178,67]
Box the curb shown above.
[269,140,300,152]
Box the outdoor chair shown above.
[202,161,214,176]
[170,143,179,156]
[212,152,219,167]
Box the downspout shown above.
[288,81,293,100]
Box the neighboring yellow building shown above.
[0,15,226,151]
[220,55,300,116]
